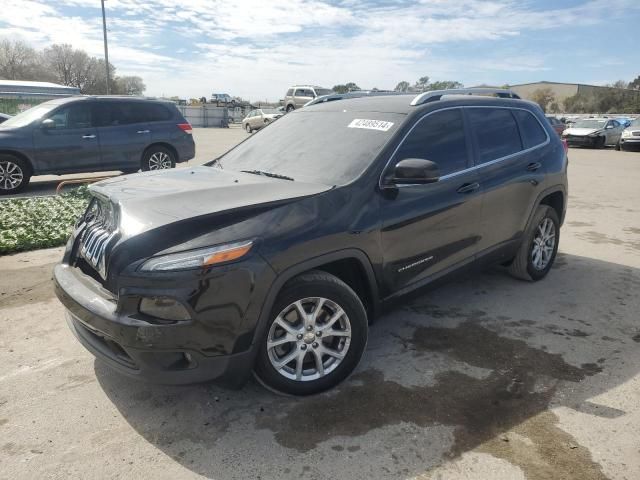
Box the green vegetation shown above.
[0,187,90,255]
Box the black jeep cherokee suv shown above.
[54,89,567,395]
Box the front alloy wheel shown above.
[254,271,368,395]
[267,297,352,382]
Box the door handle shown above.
[82,134,96,139]
[136,130,150,134]
[526,162,542,171]
[456,182,480,194]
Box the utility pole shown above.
[101,0,110,94]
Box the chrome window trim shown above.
[379,105,551,189]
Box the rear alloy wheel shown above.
[508,205,560,281]
[142,146,175,171]
[286,105,294,113]
[245,123,252,133]
[0,155,30,195]
[254,271,368,395]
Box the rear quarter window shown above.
[515,110,548,148]
[468,108,523,164]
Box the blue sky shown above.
[0,0,638,101]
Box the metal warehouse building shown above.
[510,81,640,104]
[0,80,80,115]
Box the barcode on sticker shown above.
[348,119,394,132]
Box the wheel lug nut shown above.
[316,331,322,337]
[297,334,303,340]
[312,342,319,348]
[307,325,313,331]
[300,344,307,350]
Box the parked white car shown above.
[562,118,625,148]
[620,117,640,151]
[242,108,283,133]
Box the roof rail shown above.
[410,88,521,106]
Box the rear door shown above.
[379,108,482,295]
[467,107,548,255]
[94,101,150,170]
[32,101,102,173]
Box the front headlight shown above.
[140,240,253,272]
[622,130,631,138]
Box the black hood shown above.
[90,166,331,238]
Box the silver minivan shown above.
[283,86,333,112]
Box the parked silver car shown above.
[283,85,333,112]
[242,108,283,133]
[562,117,625,148]
[620,117,640,151]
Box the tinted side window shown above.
[143,103,172,122]
[515,110,548,148]
[395,109,469,176]
[468,108,522,164]
[47,104,92,129]
[286,89,293,96]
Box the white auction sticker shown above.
[348,119,394,132]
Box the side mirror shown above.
[41,118,55,130]
[392,158,440,185]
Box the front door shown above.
[32,102,102,174]
[379,108,482,296]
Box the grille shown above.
[633,131,640,137]
[76,198,119,279]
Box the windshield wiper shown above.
[240,170,294,181]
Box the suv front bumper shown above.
[54,263,262,386]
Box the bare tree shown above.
[114,75,146,95]
[0,39,48,80]
[530,87,556,113]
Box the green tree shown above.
[414,76,430,92]
[629,75,640,90]
[394,81,410,92]
[332,82,361,94]
[428,80,464,90]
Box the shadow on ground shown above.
[95,253,640,479]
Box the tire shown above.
[595,136,606,149]
[0,154,31,195]
[245,123,252,133]
[254,270,368,395]
[286,104,295,113]
[508,205,560,281]
[141,146,175,171]
[615,140,621,151]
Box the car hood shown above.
[564,127,601,136]
[90,166,331,238]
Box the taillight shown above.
[177,123,192,134]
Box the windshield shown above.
[0,104,57,128]
[573,119,606,129]
[314,89,333,96]
[262,108,281,114]
[213,110,404,186]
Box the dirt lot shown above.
[1,136,639,479]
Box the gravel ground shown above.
[1,141,639,480]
